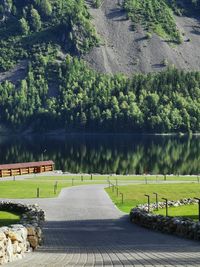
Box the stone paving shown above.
[3,185,200,266]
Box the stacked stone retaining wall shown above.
[130,198,200,241]
[0,202,45,265]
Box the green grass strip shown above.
[0,211,20,227]
[106,183,200,213]
[154,204,198,221]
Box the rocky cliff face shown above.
[83,0,200,75]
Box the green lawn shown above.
[0,211,20,227]
[154,204,199,221]
[0,177,199,222]
[106,183,200,213]
[0,179,107,199]
[0,180,70,198]
[0,174,199,199]
[30,174,199,182]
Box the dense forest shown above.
[0,0,200,133]
[1,56,200,133]
[0,0,98,71]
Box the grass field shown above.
[106,183,200,214]
[0,179,107,199]
[0,211,20,227]
[30,174,200,182]
[0,175,200,222]
[0,173,199,199]
[0,180,70,198]
[154,204,198,220]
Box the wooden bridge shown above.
[0,161,54,177]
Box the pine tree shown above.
[40,0,52,17]
[30,6,41,32]
[19,17,29,35]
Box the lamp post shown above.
[162,198,168,217]
[144,194,150,213]
[116,187,119,197]
[194,198,200,221]
[153,192,158,211]
[37,187,40,198]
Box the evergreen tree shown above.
[40,0,52,17]
[19,17,30,35]
[30,6,41,32]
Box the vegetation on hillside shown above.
[0,0,98,71]
[124,0,182,43]
[169,0,200,15]
[123,0,200,43]
[0,56,200,133]
[0,0,200,133]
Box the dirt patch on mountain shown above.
[83,0,200,75]
[0,60,28,85]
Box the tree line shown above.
[0,52,200,133]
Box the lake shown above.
[0,134,199,175]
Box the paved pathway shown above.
[4,185,200,266]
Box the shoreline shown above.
[0,130,200,138]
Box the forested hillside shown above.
[124,0,200,43]
[0,0,200,133]
[0,0,98,71]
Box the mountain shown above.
[0,0,200,133]
[84,0,200,74]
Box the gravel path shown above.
[4,184,200,266]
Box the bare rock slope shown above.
[0,60,27,84]
[84,0,200,75]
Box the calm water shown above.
[0,135,199,175]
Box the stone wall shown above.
[0,202,45,265]
[130,198,200,241]
[136,198,198,212]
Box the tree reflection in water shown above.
[0,135,199,175]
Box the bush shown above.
[162,58,169,66]
[93,0,101,8]
[146,32,152,39]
